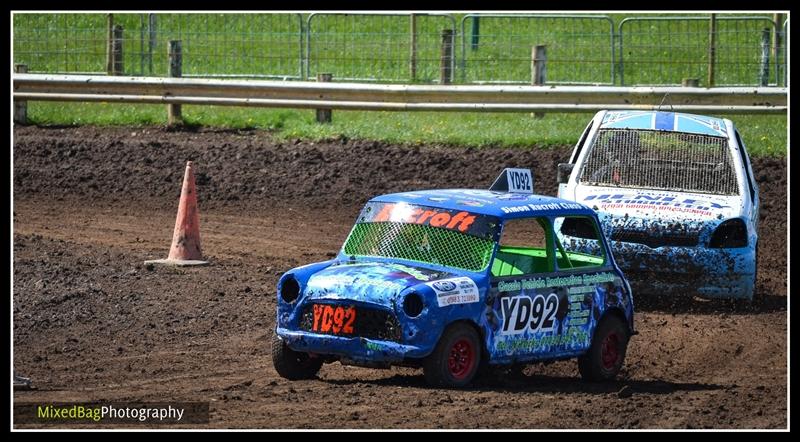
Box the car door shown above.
[551,215,631,346]
[486,214,630,364]
[559,117,598,199]
[733,128,760,231]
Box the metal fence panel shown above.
[619,16,780,86]
[459,14,616,85]
[13,13,305,79]
[13,13,147,75]
[12,12,787,87]
[141,13,304,79]
[306,13,457,83]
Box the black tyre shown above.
[578,314,629,382]
[271,330,323,380]
[423,323,482,388]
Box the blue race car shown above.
[557,111,760,300]
[273,169,635,387]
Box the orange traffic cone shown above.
[145,161,209,266]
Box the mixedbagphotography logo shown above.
[14,402,210,426]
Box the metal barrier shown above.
[306,13,457,83]
[459,14,616,85]
[13,73,787,115]
[618,16,780,86]
[12,13,305,79]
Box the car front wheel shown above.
[271,330,323,380]
[578,314,629,381]
[423,323,482,388]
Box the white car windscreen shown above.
[579,129,739,196]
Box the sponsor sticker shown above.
[498,201,585,214]
[358,201,499,239]
[583,192,731,210]
[364,341,383,352]
[457,200,485,207]
[426,277,480,307]
[496,273,615,292]
[387,263,436,282]
[496,193,530,201]
[313,274,406,291]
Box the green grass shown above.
[15,12,787,157]
[27,102,786,157]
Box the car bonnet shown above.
[302,261,455,307]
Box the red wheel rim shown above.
[601,332,620,370]
[447,338,475,380]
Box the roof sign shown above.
[489,168,534,194]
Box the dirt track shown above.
[12,126,787,429]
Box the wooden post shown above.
[773,13,784,63]
[707,13,716,88]
[410,14,417,82]
[440,29,454,85]
[759,28,771,86]
[14,64,28,125]
[316,73,332,123]
[532,45,547,118]
[110,25,124,75]
[106,14,114,74]
[682,78,699,87]
[168,40,182,126]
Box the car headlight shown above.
[402,291,424,318]
[279,276,301,303]
[709,219,748,248]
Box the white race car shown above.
[557,110,759,300]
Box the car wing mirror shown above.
[557,163,574,184]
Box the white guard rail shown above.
[13,74,787,114]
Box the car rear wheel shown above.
[578,314,629,382]
[271,330,323,380]
[423,323,481,388]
